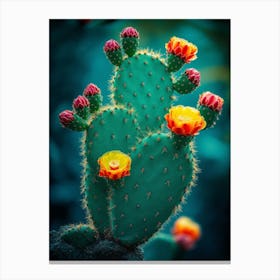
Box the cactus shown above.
[51,26,224,260]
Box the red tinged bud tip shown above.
[83,83,100,96]
[121,27,139,38]
[73,95,90,109]
[185,68,200,86]
[103,39,121,52]
[59,110,74,126]
[199,91,224,112]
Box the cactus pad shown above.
[110,133,196,246]
[82,106,140,236]
[112,52,174,133]
[61,224,98,249]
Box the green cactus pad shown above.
[166,53,185,72]
[74,106,90,120]
[105,49,123,67]
[82,106,140,236]
[112,53,174,133]
[121,37,139,57]
[197,104,221,128]
[61,224,98,249]
[67,114,89,131]
[173,73,198,94]
[110,133,196,246]
[86,94,102,114]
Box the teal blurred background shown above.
[50,19,230,260]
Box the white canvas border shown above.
[0,0,279,279]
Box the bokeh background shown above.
[50,19,230,260]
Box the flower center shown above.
[177,115,191,122]
[109,159,120,170]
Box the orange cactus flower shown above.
[98,150,131,180]
[165,105,206,136]
[172,217,201,250]
[172,217,201,241]
[165,36,198,63]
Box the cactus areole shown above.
[52,26,224,260]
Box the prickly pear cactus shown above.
[52,26,224,260]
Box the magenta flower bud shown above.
[185,68,200,86]
[199,91,224,112]
[103,39,121,52]
[121,27,139,38]
[73,95,90,109]
[83,83,100,96]
[59,110,74,126]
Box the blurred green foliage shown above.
[50,19,230,260]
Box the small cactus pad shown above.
[59,110,89,131]
[109,133,196,246]
[82,107,140,236]
[112,53,174,133]
[104,40,123,66]
[83,83,102,113]
[73,95,90,119]
[61,224,98,249]
[121,27,139,57]
[166,53,185,72]
[173,68,200,94]
[197,92,224,128]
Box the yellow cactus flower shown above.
[98,150,131,180]
[165,105,206,136]
[165,36,198,63]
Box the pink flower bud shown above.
[83,83,100,96]
[185,68,200,86]
[59,110,74,126]
[121,27,139,38]
[73,95,90,109]
[103,39,121,52]
[199,92,224,112]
